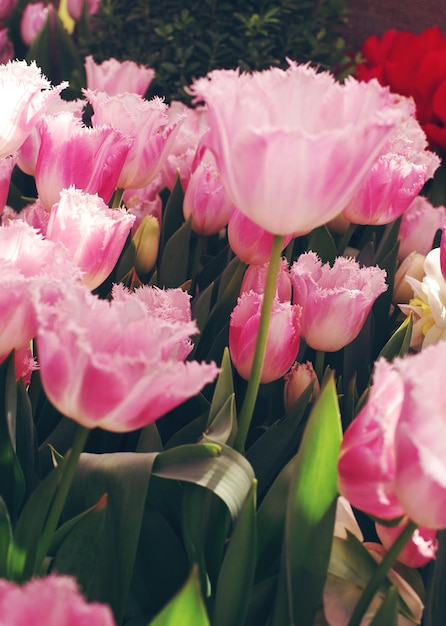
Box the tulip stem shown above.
[234,234,284,453]
[314,350,326,383]
[347,519,418,626]
[33,425,90,576]
[111,188,125,208]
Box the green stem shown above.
[347,520,418,626]
[111,188,125,208]
[337,223,357,256]
[234,234,284,453]
[34,425,90,574]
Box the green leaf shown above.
[203,348,237,446]
[370,585,399,625]
[213,481,257,626]
[160,174,185,251]
[158,217,192,288]
[306,225,338,264]
[207,348,234,427]
[0,497,12,577]
[272,375,342,626]
[148,565,210,626]
[375,313,413,364]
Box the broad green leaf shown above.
[202,395,236,446]
[136,422,163,453]
[272,375,342,626]
[0,497,12,577]
[159,174,185,252]
[191,281,214,336]
[207,348,234,427]
[148,565,210,626]
[371,585,399,625]
[114,239,137,283]
[213,481,257,626]
[245,575,278,626]
[375,313,413,364]
[15,378,40,497]
[158,217,192,288]
[306,225,337,264]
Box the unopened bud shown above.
[133,215,160,275]
[284,361,320,413]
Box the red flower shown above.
[356,27,446,152]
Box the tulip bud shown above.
[393,252,425,304]
[240,258,292,302]
[133,215,160,275]
[284,361,320,412]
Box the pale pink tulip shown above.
[229,291,302,383]
[46,187,135,290]
[20,2,49,46]
[34,282,219,432]
[85,90,182,190]
[67,0,100,21]
[0,27,13,64]
[240,258,292,302]
[84,55,155,97]
[0,60,67,159]
[0,575,115,626]
[342,114,440,225]
[283,361,320,412]
[376,518,438,568]
[190,62,409,236]
[0,154,16,215]
[0,221,80,360]
[398,196,445,262]
[290,252,387,352]
[228,207,293,265]
[183,156,233,235]
[393,252,425,305]
[35,112,131,209]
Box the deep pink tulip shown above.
[46,187,135,290]
[228,207,293,265]
[0,60,67,159]
[35,112,132,209]
[0,0,17,21]
[190,62,409,236]
[0,27,13,65]
[84,55,155,97]
[399,195,445,262]
[0,154,16,215]
[34,282,219,432]
[0,575,115,626]
[20,2,49,46]
[85,90,182,190]
[67,0,100,21]
[376,518,438,568]
[229,291,302,383]
[290,252,387,352]
[240,258,292,303]
[339,341,446,528]
[342,113,440,226]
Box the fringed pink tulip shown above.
[191,62,409,236]
[35,112,132,209]
[229,291,302,383]
[339,341,446,528]
[228,207,293,265]
[34,282,219,432]
[85,90,183,190]
[290,252,387,352]
[399,195,445,262]
[84,55,155,97]
[376,518,438,568]
[0,575,115,626]
[46,187,135,290]
[240,258,292,302]
[0,60,67,159]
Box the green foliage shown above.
[86,0,350,102]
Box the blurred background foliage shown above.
[85,0,351,102]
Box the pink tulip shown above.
[0,575,115,626]
[290,252,387,352]
[0,0,17,20]
[376,518,438,568]
[399,196,445,262]
[339,341,446,528]
[85,90,182,190]
[240,258,292,302]
[34,282,219,432]
[123,175,163,233]
[84,55,155,97]
[20,2,49,46]
[0,60,67,159]
[67,0,101,21]
[393,252,426,305]
[35,112,132,209]
[283,361,320,412]
[341,113,440,225]
[228,207,293,265]
[0,154,16,215]
[0,27,13,65]
[229,291,302,383]
[183,156,233,235]
[46,187,135,290]
[0,221,80,360]
[190,62,409,236]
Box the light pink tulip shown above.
[67,0,101,21]
[228,207,293,265]
[0,575,115,626]
[20,2,49,46]
[393,252,426,305]
[399,196,445,262]
[84,55,155,97]
[339,341,446,528]
[183,156,233,235]
[290,252,387,352]
[34,282,219,432]
[376,518,438,568]
[46,187,135,290]
[190,62,409,236]
[0,221,80,360]
[0,60,67,159]
[35,112,132,209]
[342,113,440,225]
[283,361,320,412]
[240,258,292,303]
[0,154,16,215]
[0,27,13,64]
[85,90,182,190]
[229,291,302,383]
